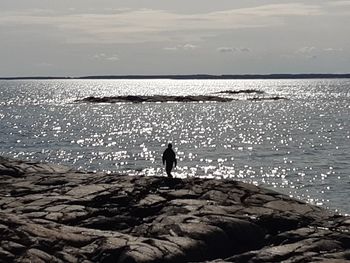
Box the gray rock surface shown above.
[0,156,349,263]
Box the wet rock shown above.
[0,156,349,263]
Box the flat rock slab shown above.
[0,156,349,263]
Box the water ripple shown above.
[0,79,349,213]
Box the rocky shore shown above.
[0,156,349,262]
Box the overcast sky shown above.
[0,0,349,76]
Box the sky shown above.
[0,0,349,76]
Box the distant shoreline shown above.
[1,73,350,80]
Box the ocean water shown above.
[0,79,349,214]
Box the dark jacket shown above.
[162,148,177,166]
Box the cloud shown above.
[229,3,323,16]
[0,3,324,44]
[296,47,316,54]
[217,47,236,53]
[164,44,198,51]
[295,47,318,60]
[323,47,343,52]
[106,56,119,61]
[293,46,344,60]
[36,62,54,67]
[327,0,350,7]
[183,44,197,50]
[296,47,344,55]
[240,47,251,52]
[217,47,251,53]
[163,47,178,51]
[93,53,119,61]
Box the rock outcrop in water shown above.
[76,95,234,103]
[76,93,288,104]
[247,96,288,101]
[217,89,265,95]
[216,90,288,101]
[0,156,349,263]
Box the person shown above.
[162,143,177,178]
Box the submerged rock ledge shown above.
[0,156,349,263]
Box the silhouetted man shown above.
[162,143,177,178]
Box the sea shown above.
[0,79,349,214]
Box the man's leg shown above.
[165,163,173,178]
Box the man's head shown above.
[168,143,172,149]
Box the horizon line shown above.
[1,73,350,80]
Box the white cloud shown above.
[296,47,344,55]
[296,47,316,54]
[327,0,350,7]
[106,56,119,61]
[323,47,343,52]
[163,47,178,51]
[240,47,251,52]
[0,3,324,44]
[217,47,236,53]
[183,44,197,50]
[217,47,251,53]
[93,53,119,61]
[228,3,323,16]
[164,44,198,51]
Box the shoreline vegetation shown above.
[1,73,350,80]
[0,156,349,262]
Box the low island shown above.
[76,95,234,103]
[75,94,287,104]
[0,156,349,262]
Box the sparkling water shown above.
[0,79,349,213]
